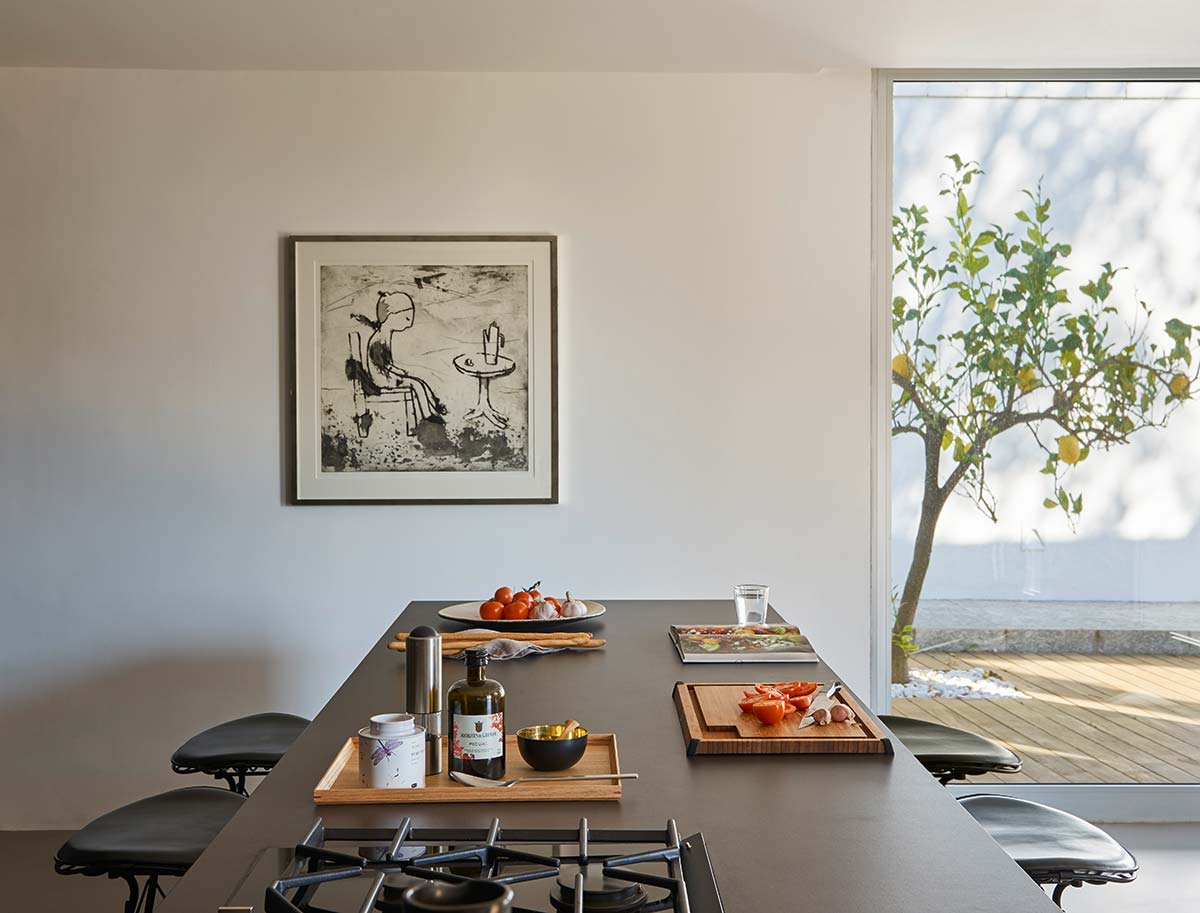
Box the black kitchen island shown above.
[161,600,1055,912]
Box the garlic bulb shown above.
[531,599,560,620]
[561,592,588,618]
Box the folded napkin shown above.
[450,629,579,660]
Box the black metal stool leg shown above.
[143,875,161,913]
[114,873,140,913]
[1051,879,1082,908]
[213,770,248,795]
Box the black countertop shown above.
[160,599,1054,912]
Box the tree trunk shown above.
[891,431,947,684]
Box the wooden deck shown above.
[891,652,1200,783]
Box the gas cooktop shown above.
[218,816,723,913]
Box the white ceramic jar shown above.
[358,713,426,789]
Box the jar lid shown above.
[368,713,416,737]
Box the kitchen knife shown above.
[798,681,841,729]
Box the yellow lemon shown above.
[1169,373,1190,398]
[892,354,914,381]
[1057,434,1081,465]
[1017,365,1038,393]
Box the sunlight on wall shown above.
[893,82,1200,602]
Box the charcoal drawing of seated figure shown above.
[347,290,448,435]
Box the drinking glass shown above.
[734,584,769,624]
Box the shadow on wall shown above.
[1,650,276,830]
[894,521,1200,603]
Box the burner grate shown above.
[248,816,719,913]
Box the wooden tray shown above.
[314,734,624,804]
[673,682,893,756]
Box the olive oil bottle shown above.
[447,647,505,779]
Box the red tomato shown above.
[513,591,533,604]
[779,682,819,698]
[738,695,766,713]
[753,683,780,694]
[503,601,532,620]
[783,702,797,715]
[494,587,514,605]
[480,600,505,620]
[744,688,783,700]
[751,699,787,726]
[528,589,541,600]
[788,695,812,712]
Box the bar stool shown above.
[959,794,1138,908]
[879,714,1022,783]
[170,712,309,795]
[53,786,245,913]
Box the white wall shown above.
[892,83,1200,606]
[0,68,871,828]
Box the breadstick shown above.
[393,631,593,643]
[387,635,604,653]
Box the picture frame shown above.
[289,235,558,504]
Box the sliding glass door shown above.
[883,76,1200,787]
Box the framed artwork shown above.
[290,235,557,503]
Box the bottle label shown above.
[452,712,504,760]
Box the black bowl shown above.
[516,724,589,771]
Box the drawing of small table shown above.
[453,353,516,430]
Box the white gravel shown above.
[891,666,1029,699]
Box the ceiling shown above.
[3,1,1200,72]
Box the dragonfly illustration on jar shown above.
[370,739,403,767]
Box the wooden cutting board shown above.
[674,682,893,756]
[692,683,856,738]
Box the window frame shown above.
[870,68,1200,821]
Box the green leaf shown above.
[957,190,969,219]
[1043,498,1058,509]
[1166,317,1192,342]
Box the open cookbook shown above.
[669,624,818,663]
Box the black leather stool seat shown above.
[880,714,1021,782]
[55,787,245,873]
[171,712,309,771]
[961,795,1137,905]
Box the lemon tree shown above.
[890,156,1200,681]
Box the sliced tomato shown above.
[751,699,787,726]
[737,695,763,713]
[782,702,797,715]
[744,688,783,699]
[778,682,819,698]
[787,695,813,712]
[738,691,787,713]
